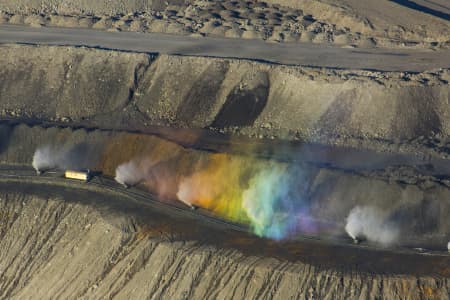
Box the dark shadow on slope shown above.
[390,0,450,20]
[422,0,450,11]
[212,81,269,128]
[0,125,12,155]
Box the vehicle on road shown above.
[64,169,91,182]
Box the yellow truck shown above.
[64,170,91,182]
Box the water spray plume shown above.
[115,160,147,187]
[345,206,399,246]
[32,145,59,174]
[33,143,101,174]
[177,154,248,222]
[175,153,315,239]
[242,164,289,239]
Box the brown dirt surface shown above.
[0,0,449,49]
[0,44,448,159]
[268,0,450,46]
[0,181,448,299]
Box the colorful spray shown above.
[117,151,317,240]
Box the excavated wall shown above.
[0,44,449,157]
[0,188,448,300]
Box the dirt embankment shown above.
[267,0,450,47]
[0,187,448,300]
[0,44,449,158]
[1,0,449,49]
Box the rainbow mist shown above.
[132,153,317,240]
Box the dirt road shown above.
[1,24,449,72]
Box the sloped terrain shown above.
[0,185,448,300]
[0,44,449,159]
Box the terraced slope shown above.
[0,187,448,300]
[0,44,449,158]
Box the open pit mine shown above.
[0,0,449,299]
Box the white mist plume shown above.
[32,143,99,173]
[32,145,61,173]
[345,205,399,246]
[176,179,194,205]
[115,160,147,187]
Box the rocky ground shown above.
[0,184,448,300]
[0,0,449,49]
[0,44,449,160]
